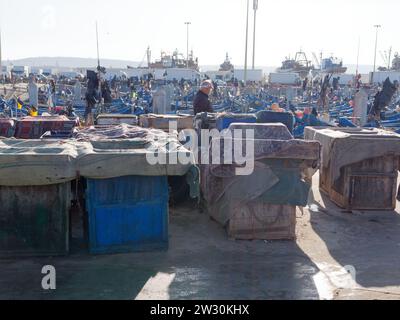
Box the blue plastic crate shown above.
[216,114,257,131]
[86,176,169,254]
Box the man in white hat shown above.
[193,80,214,115]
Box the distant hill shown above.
[5,58,278,74]
[344,64,373,74]
[201,65,277,75]
[3,57,141,69]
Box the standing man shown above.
[193,80,214,115]
[84,71,99,126]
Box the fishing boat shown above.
[219,53,234,72]
[276,51,314,78]
[148,48,199,71]
[320,56,347,74]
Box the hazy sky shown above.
[0,0,399,67]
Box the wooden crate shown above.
[0,182,71,257]
[139,114,194,130]
[320,155,399,210]
[228,201,296,240]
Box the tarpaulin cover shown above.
[210,138,321,165]
[74,124,157,142]
[255,159,311,206]
[304,127,400,185]
[227,123,293,140]
[0,124,198,190]
[202,158,316,226]
[0,139,78,186]
[74,124,195,179]
[201,124,321,225]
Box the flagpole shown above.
[15,95,17,120]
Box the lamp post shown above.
[244,0,249,84]
[184,22,191,68]
[252,0,258,70]
[372,24,381,84]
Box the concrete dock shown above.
[1,172,400,300]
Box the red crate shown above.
[15,116,77,139]
[0,119,15,138]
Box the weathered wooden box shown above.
[139,114,194,130]
[304,126,400,211]
[96,114,138,126]
[0,182,71,257]
[320,154,399,210]
[228,201,296,240]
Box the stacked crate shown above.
[15,116,77,139]
[0,119,15,138]
[0,139,76,257]
[139,114,194,130]
[201,123,320,240]
[305,127,400,211]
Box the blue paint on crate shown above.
[86,176,169,255]
[216,114,257,131]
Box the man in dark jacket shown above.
[193,80,214,115]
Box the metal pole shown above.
[185,22,191,68]
[0,29,2,83]
[372,25,381,84]
[252,0,258,70]
[244,0,249,84]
